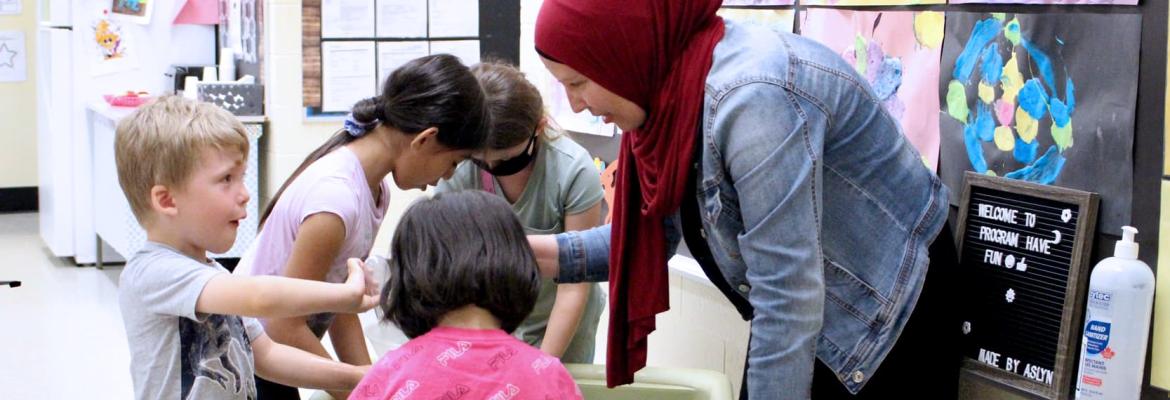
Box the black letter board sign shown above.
[956,172,1098,399]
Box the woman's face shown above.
[541,57,647,131]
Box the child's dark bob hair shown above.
[381,190,541,338]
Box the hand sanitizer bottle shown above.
[1076,226,1155,399]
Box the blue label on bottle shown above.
[1084,320,1111,355]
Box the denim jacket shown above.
[553,20,949,398]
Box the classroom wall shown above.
[0,0,37,189]
[1153,4,1170,389]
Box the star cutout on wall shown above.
[0,43,17,69]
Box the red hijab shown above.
[536,0,725,387]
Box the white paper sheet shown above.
[322,0,375,38]
[428,0,479,38]
[0,31,27,82]
[0,0,21,15]
[429,40,480,66]
[89,17,139,77]
[376,0,427,38]
[322,41,377,112]
[377,41,429,86]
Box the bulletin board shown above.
[301,0,519,115]
[716,0,1165,397]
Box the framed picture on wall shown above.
[110,0,152,24]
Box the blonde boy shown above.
[115,96,376,400]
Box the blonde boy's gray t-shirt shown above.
[119,241,264,400]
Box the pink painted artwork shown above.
[800,9,945,169]
[803,0,944,5]
[950,0,1136,4]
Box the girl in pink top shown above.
[351,190,582,400]
[234,54,492,399]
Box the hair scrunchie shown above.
[343,114,378,137]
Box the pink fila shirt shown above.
[351,326,583,400]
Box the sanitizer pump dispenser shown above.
[1076,226,1155,399]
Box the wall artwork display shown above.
[938,12,1141,233]
[802,9,945,169]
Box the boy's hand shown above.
[344,258,381,313]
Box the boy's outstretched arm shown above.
[195,258,379,318]
[251,332,369,391]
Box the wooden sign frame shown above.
[956,172,1099,399]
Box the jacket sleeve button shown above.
[852,371,865,384]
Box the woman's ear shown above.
[409,127,441,151]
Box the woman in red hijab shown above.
[532,0,960,399]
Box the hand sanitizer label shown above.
[1084,320,1111,355]
[1088,289,1112,312]
[1079,319,1112,397]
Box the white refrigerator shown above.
[36,0,215,264]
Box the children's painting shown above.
[802,0,944,6]
[938,12,1141,233]
[801,9,944,169]
[950,0,1137,5]
[95,17,125,61]
[717,8,795,35]
[111,0,152,24]
[91,11,138,76]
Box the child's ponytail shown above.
[260,54,489,226]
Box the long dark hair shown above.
[381,190,541,338]
[261,54,490,225]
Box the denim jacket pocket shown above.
[822,258,888,330]
[698,180,745,263]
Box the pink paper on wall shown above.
[800,9,944,170]
[950,0,1136,4]
[804,0,943,5]
[174,0,218,25]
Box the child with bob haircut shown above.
[350,190,582,399]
